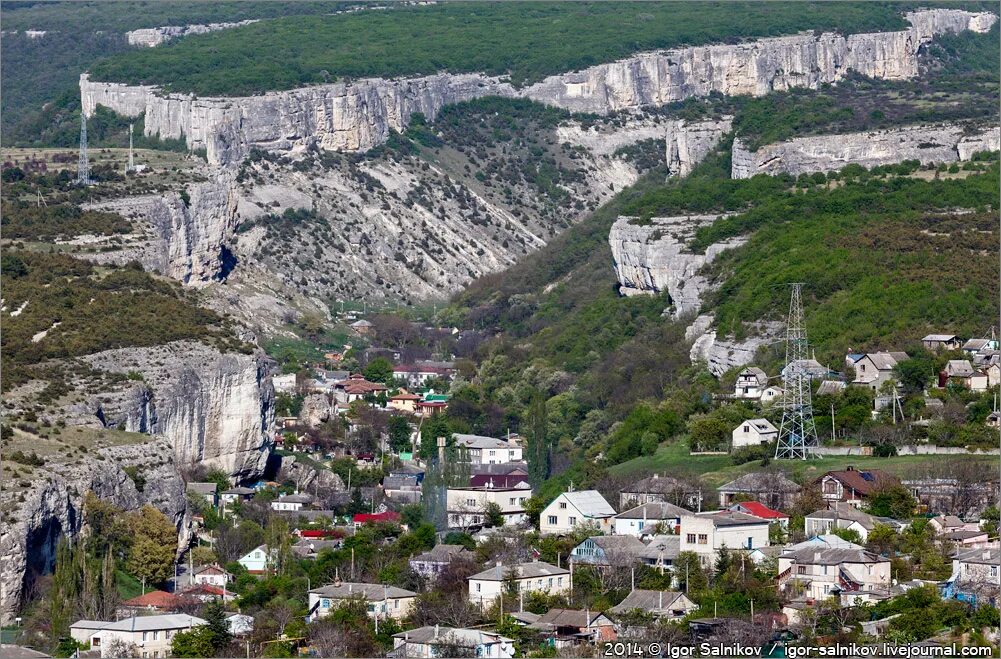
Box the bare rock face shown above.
[81,341,275,480]
[732,124,1001,178]
[277,455,346,493]
[608,214,743,317]
[83,173,238,286]
[0,436,190,624]
[689,318,784,376]
[665,117,733,177]
[298,393,335,427]
[81,10,995,166]
[126,21,259,47]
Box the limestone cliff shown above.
[0,436,191,624]
[688,316,784,376]
[81,341,275,479]
[732,123,1001,178]
[81,9,996,166]
[664,117,733,177]
[608,214,743,317]
[126,21,258,47]
[83,173,238,286]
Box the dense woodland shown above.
[85,2,935,95]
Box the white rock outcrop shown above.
[608,214,743,317]
[82,341,275,479]
[84,173,238,285]
[665,117,733,177]
[81,9,996,166]
[0,436,190,624]
[126,21,259,47]
[689,319,784,376]
[732,124,1001,178]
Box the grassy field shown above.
[609,440,998,487]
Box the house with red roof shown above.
[179,582,236,603]
[728,501,789,527]
[117,590,186,617]
[333,374,388,404]
[352,511,401,528]
[389,391,421,414]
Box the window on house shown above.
[798,566,806,574]
[559,502,567,509]
[548,578,553,586]
[510,498,516,505]
[558,577,563,586]
[568,516,576,525]
[153,631,159,641]
[697,534,708,545]
[142,632,148,642]
[823,565,828,576]
[686,534,696,543]
[476,583,481,592]
[548,516,558,525]
[746,537,753,549]
[467,498,476,506]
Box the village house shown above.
[540,490,616,535]
[185,482,218,508]
[929,514,981,536]
[409,544,475,580]
[728,501,789,527]
[620,473,704,511]
[416,392,449,417]
[717,471,801,510]
[530,609,617,646]
[350,319,373,334]
[353,511,401,528]
[922,334,963,352]
[391,626,515,659]
[946,548,1000,607]
[679,511,770,566]
[613,501,688,536]
[734,367,768,399]
[941,359,989,391]
[453,433,523,464]
[637,535,682,570]
[468,561,570,605]
[943,528,992,548]
[237,545,272,574]
[570,535,647,568]
[190,564,231,588]
[963,338,996,355]
[71,614,206,658]
[117,591,185,618]
[382,474,421,503]
[902,476,996,517]
[470,473,529,488]
[333,373,388,404]
[446,483,532,529]
[784,358,831,380]
[818,466,897,507]
[849,351,908,390]
[761,385,784,405]
[178,583,235,604]
[220,486,255,506]
[731,418,778,450]
[272,373,298,394]
[270,492,313,512]
[777,541,891,601]
[392,363,452,388]
[388,392,421,414]
[308,582,417,622]
[609,589,698,620]
[805,502,907,541]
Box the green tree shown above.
[894,356,935,395]
[388,415,412,453]
[687,414,731,452]
[202,600,232,652]
[363,357,395,384]
[866,523,900,555]
[526,390,550,489]
[171,626,216,658]
[829,526,863,545]
[866,484,917,519]
[126,505,178,587]
[483,501,505,528]
[673,552,708,594]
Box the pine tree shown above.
[202,600,232,651]
[526,390,549,488]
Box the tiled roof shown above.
[718,471,800,493]
[732,501,788,520]
[609,590,691,614]
[309,582,415,600]
[470,561,568,581]
[353,511,401,524]
[560,490,616,518]
[411,544,473,563]
[616,501,690,520]
[535,608,611,628]
[820,468,897,496]
[392,626,512,647]
[91,614,206,633]
[122,590,183,609]
[453,433,512,450]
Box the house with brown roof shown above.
[818,466,897,507]
[117,590,186,617]
[717,471,801,510]
[333,374,388,404]
[851,352,909,391]
[609,590,698,620]
[620,473,704,510]
[529,609,617,646]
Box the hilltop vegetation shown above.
[86,2,929,95]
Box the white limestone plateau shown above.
[732,124,1001,178]
[608,214,743,318]
[81,9,996,166]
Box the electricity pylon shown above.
[775,283,819,460]
[76,114,92,185]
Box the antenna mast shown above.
[775,283,819,460]
[127,122,135,172]
[76,113,92,185]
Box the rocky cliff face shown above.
[0,436,190,624]
[608,214,744,317]
[126,20,259,47]
[81,9,996,166]
[84,173,238,286]
[688,316,784,376]
[732,123,1001,178]
[665,118,733,177]
[81,341,275,480]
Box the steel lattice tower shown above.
[76,114,92,185]
[775,283,819,460]
[127,123,135,172]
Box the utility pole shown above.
[76,113,92,185]
[127,122,135,172]
[775,283,819,459]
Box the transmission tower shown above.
[775,283,819,460]
[76,114,92,185]
[127,122,135,172]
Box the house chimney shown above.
[348,583,353,593]
[434,624,439,638]
[984,550,991,560]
